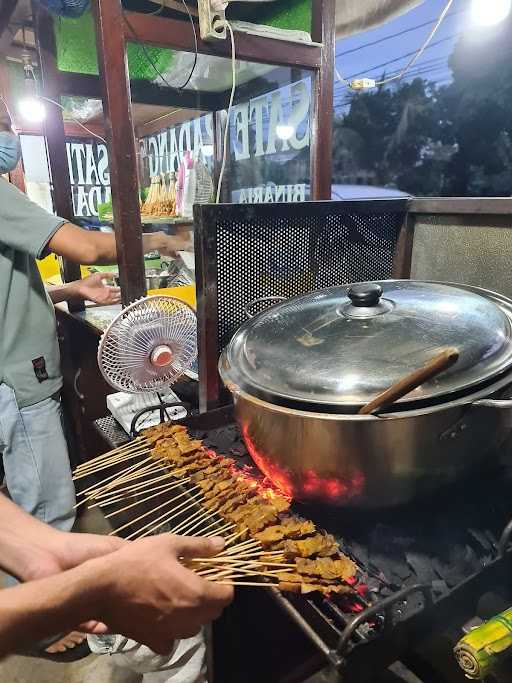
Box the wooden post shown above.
[310,0,335,200]
[91,0,146,306]
[33,3,84,311]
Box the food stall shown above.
[0,0,336,459]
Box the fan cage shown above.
[98,295,197,394]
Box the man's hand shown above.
[47,273,121,305]
[23,531,126,583]
[146,231,191,258]
[91,534,234,654]
[76,272,121,305]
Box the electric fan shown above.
[98,295,197,434]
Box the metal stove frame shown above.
[94,409,512,682]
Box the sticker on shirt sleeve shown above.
[32,356,49,383]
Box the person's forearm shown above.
[47,223,170,265]
[47,281,83,304]
[0,560,105,659]
[0,495,61,580]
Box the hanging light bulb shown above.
[18,51,46,123]
[276,124,295,141]
[18,96,46,123]
[471,0,511,26]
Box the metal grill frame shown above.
[93,409,512,683]
[194,199,410,412]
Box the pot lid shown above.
[221,281,512,408]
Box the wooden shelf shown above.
[102,215,193,225]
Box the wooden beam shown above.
[122,11,322,69]
[91,0,146,306]
[0,0,18,40]
[33,3,83,307]
[310,0,335,200]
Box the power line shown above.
[335,33,460,88]
[335,7,465,58]
[332,68,455,105]
[333,67,453,102]
[333,54,452,91]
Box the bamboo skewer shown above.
[125,493,205,541]
[198,566,291,580]
[74,440,149,471]
[109,489,197,537]
[74,438,147,472]
[92,472,188,503]
[216,581,276,588]
[193,520,235,539]
[191,558,296,568]
[73,449,151,480]
[91,462,165,499]
[104,482,189,518]
[76,456,155,498]
[170,508,217,536]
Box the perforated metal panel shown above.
[213,203,406,348]
[194,200,408,409]
[410,214,512,299]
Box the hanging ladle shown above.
[358,347,460,415]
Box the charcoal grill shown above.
[93,409,512,683]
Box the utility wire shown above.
[335,7,465,57]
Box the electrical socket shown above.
[197,0,227,41]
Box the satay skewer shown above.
[104,480,193,518]
[109,489,200,537]
[89,478,187,508]
[75,447,153,477]
[73,438,147,472]
[193,521,235,538]
[125,492,205,541]
[170,507,222,536]
[190,558,296,568]
[76,456,156,500]
[91,473,192,503]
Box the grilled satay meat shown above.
[216,488,257,515]
[171,458,213,477]
[151,439,181,460]
[295,557,356,582]
[203,479,233,499]
[278,581,352,596]
[190,459,234,481]
[255,518,316,545]
[283,533,338,559]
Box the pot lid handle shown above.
[348,283,383,307]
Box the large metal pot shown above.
[219,281,512,507]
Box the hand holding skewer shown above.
[90,534,233,654]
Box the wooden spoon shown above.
[358,347,460,415]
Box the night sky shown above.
[333,0,468,112]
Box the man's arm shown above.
[47,224,191,265]
[0,493,123,582]
[0,533,233,659]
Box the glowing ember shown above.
[242,426,365,502]
[300,469,365,502]
[242,426,294,497]
[227,450,288,500]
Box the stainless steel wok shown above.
[219,281,512,507]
